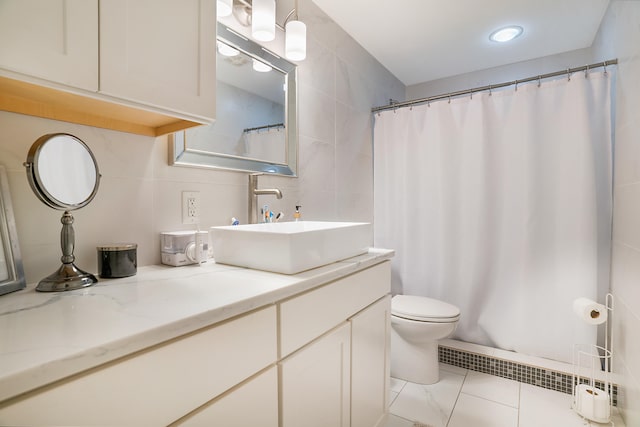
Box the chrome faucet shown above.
[248,173,283,224]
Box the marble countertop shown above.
[0,249,394,403]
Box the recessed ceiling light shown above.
[489,26,523,43]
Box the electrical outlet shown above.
[182,191,200,224]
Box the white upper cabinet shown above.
[0,0,98,91]
[99,0,216,121]
[0,0,215,136]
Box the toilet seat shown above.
[392,295,460,323]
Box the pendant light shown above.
[224,0,307,62]
[217,41,240,57]
[285,19,306,61]
[284,0,306,61]
[252,0,276,42]
[253,59,273,73]
[217,0,232,17]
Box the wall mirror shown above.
[170,23,298,176]
[24,133,100,292]
[0,165,26,296]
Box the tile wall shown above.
[591,1,640,425]
[0,0,404,285]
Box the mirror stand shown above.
[36,211,97,292]
[26,133,101,292]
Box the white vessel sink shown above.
[210,221,372,274]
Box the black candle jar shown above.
[97,243,137,278]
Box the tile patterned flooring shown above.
[385,364,626,427]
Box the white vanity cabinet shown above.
[281,323,352,427]
[174,366,279,427]
[0,306,277,426]
[279,261,392,427]
[351,295,391,427]
[0,256,393,426]
[0,0,216,136]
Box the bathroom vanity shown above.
[0,249,392,426]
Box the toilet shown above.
[391,294,460,385]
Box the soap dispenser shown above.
[293,205,302,221]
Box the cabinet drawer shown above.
[280,261,390,357]
[0,306,277,426]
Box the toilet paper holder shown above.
[571,293,613,424]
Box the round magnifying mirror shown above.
[26,133,100,210]
[24,133,101,292]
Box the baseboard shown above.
[438,341,618,405]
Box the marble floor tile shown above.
[382,414,415,427]
[519,383,626,427]
[389,370,465,427]
[447,393,518,427]
[388,373,626,427]
[390,377,407,393]
[460,370,521,408]
[439,362,468,376]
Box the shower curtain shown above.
[373,71,612,363]
[242,126,286,164]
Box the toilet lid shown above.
[392,295,460,322]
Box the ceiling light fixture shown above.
[252,0,275,41]
[228,0,307,62]
[252,59,273,72]
[217,41,240,57]
[285,0,306,61]
[489,26,523,43]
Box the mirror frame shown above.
[0,165,26,296]
[170,23,298,177]
[24,133,101,211]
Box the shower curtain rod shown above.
[243,123,284,134]
[371,59,618,113]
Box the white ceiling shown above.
[311,0,610,86]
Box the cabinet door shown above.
[280,323,351,427]
[0,0,98,91]
[351,296,391,427]
[99,0,216,120]
[0,306,277,426]
[175,367,278,427]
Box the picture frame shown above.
[0,164,26,296]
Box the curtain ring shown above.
[537,76,541,87]
[585,64,589,79]
[604,63,608,76]
[567,68,571,81]
[470,91,473,100]
[448,95,451,104]
[515,80,518,91]
[489,85,492,96]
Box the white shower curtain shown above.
[374,71,612,363]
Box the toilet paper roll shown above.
[573,297,607,325]
[574,384,610,422]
